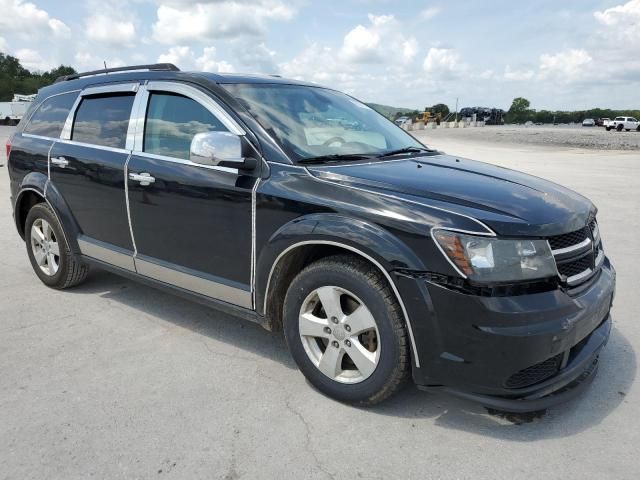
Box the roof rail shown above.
[55,63,180,83]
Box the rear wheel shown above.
[25,203,88,289]
[283,255,409,405]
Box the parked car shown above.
[6,64,616,412]
[606,116,640,132]
[394,116,410,127]
[582,118,595,127]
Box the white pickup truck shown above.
[606,116,640,132]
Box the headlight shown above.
[432,230,557,283]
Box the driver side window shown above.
[144,92,227,160]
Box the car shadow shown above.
[70,269,635,440]
[68,269,297,369]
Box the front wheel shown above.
[617,124,624,132]
[283,255,409,405]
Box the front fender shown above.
[255,213,426,315]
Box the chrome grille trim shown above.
[551,237,591,256]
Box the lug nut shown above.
[324,327,332,334]
[344,325,351,332]
[331,317,339,324]
[345,340,351,347]
[332,341,339,348]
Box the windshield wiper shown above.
[297,153,376,165]
[375,146,435,158]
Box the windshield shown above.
[223,83,425,162]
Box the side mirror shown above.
[190,131,256,169]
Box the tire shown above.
[283,255,409,405]
[617,124,623,132]
[25,203,88,289]
[637,126,640,132]
[606,127,611,131]
[626,129,630,132]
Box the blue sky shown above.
[1,0,638,110]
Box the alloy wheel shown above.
[298,286,380,384]
[30,218,60,276]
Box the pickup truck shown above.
[606,116,640,132]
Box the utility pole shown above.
[455,97,458,123]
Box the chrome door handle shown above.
[51,157,69,168]
[129,172,156,186]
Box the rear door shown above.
[49,83,138,270]
[126,81,258,309]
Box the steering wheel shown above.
[322,136,346,147]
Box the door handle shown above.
[129,172,156,186]
[51,157,69,168]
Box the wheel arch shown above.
[257,214,425,367]
[14,177,81,253]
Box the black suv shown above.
[6,64,615,412]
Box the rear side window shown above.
[143,92,227,159]
[23,92,77,138]
[72,94,135,148]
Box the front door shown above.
[126,83,258,308]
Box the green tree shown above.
[0,52,76,101]
[507,97,531,123]
[430,103,450,117]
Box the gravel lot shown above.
[1,124,639,479]
[413,124,640,151]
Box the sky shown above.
[0,0,639,111]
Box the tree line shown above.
[506,97,639,124]
[0,53,76,101]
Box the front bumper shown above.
[397,258,616,412]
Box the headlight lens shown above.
[433,230,557,283]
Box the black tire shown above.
[617,124,623,132]
[606,127,611,131]
[637,126,640,132]
[25,203,89,289]
[626,129,630,132]
[283,255,409,405]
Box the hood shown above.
[307,154,595,237]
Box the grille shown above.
[505,353,563,389]
[556,253,594,277]
[548,227,588,251]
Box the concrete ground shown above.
[1,124,638,479]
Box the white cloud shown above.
[341,24,382,63]
[339,14,418,65]
[157,46,235,73]
[0,0,70,38]
[402,38,418,62]
[538,49,592,81]
[74,51,126,71]
[233,41,277,72]
[85,14,136,47]
[152,0,295,44]
[15,48,55,71]
[423,47,466,78]
[0,36,7,51]
[594,0,640,42]
[420,7,440,20]
[504,65,535,81]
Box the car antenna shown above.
[103,61,108,73]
